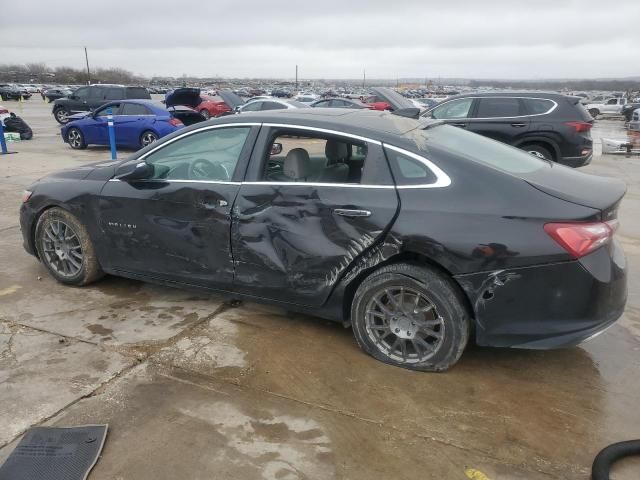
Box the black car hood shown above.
[219,89,245,109]
[43,160,122,182]
[165,88,202,108]
[371,87,414,111]
[524,164,626,215]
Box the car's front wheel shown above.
[351,263,470,372]
[67,128,86,149]
[523,144,554,161]
[35,208,104,286]
[54,107,70,124]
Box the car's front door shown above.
[466,96,530,143]
[68,86,90,113]
[83,103,121,145]
[231,126,399,306]
[95,124,259,288]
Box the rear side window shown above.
[121,103,151,115]
[261,101,285,110]
[105,88,123,100]
[385,148,437,185]
[126,87,151,99]
[475,97,522,118]
[523,98,555,115]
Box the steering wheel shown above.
[189,158,230,181]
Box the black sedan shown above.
[19,109,627,371]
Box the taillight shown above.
[544,221,617,258]
[564,121,592,133]
[168,118,183,127]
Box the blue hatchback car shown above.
[61,100,204,150]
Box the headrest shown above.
[325,140,348,164]
[283,148,311,180]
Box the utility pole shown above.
[363,69,366,89]
[295,64,298,91]
[84,47,91,85]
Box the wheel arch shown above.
[340,250,476,326]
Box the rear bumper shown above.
[560,151,592,168]
[454,240,627,349]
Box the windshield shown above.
[404,124,548,174]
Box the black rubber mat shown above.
[0,425,108,480]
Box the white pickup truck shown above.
[586,97,627,118]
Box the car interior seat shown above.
[319,140,349,182]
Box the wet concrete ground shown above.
[0,98,639,479]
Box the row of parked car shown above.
[54,84,597,168]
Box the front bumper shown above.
[454,240,627,349]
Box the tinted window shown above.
[121,103,151,115]
[73,87,90,99]
[475,97,522,118]
[261,101,286,110]
[329,99,347,107]
[405,124,546,174]
[146,127,251,181]
[431,98,473,119]
[241,101,262,112]
[105,88,123,100]
[95,104,120,116]
[606,98,618,105]
[126,87,151,99]
[524,98,555,115]
[385,149,437,185]
[313,100,330,107]
[262,132,368,184]
[87,87,102,99]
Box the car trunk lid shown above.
[165,88,202,108]
[524,164,626,219]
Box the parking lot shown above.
[1,97,639,479]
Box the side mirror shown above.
[234,105,241,113]
[270,143,283,156]
[115,161,153,181]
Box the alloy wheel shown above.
[68,129,83,148]
[41,220,83,278]
[55,109,69,123]
[365,286,445,364]
[527,150,548,160]
[141,132,158,147]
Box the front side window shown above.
[74,87,89,99]
[606,98,618,105]
[262,132,368,184]
[475,97,522,118]
[430,98,473,119]
[261,101,286,111]
[95,104,120,116]
[145,127,251,181]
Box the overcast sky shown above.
[1,0,639,79]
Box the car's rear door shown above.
[115,103,153,147]
[96,123,259,288]
[231,125,399,307]
[466,96,530,143]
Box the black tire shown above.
[34,208,104,286]
[54,107,70,124]
[592,440,640,480]
[200,109,211,120]
[139,130,158,148]
[522,144,554,161]
[66,128,86,149]
[351,263,470,372]
[589,108,600,119]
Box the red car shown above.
[165,89,245,119]
[361,94,392,111]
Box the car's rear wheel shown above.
[140,130,158,148]
[200,109,211,120]
[351,263,470,372]
[67,128,86,149]
[35,208,104,286]
[523,144,554,161]
[54,107,70,124]
[589,108,600,119]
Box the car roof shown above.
[441,91,569,100]
[210,108,439,146]
[103,99,169,113]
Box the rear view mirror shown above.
[270,143,283,156]
[115,161,154,181]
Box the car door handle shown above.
[451,122,467,127]
[511,123,527,127]
[333,208,371,217]
[199,199,228,210]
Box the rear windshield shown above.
[404,124,547,174]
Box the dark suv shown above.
[423,92,594,167]
[52,85,151,124]
[0,84,30,101]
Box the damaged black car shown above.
[19,109,627,371]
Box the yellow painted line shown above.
[465,468,491,480]
[0,285,22,296]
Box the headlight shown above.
[22,190,33,203]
